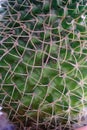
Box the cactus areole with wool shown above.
[0,0,87,129]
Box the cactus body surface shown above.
[1,0,87,129]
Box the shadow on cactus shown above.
[1,0,87,129]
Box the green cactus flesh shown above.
[1,0,87,129]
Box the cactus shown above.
[1,0,87,129]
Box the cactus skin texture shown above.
[1,0,87,129]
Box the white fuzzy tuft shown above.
[0,106,2,110]
[0,112,3,115]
